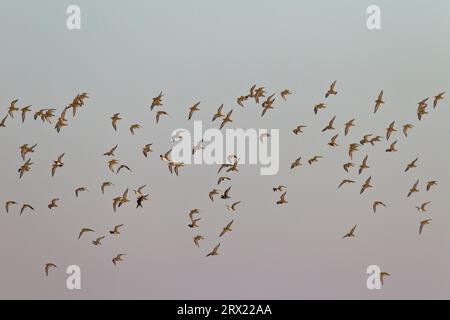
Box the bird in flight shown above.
[426,180,437,191]
[220,110,233,129]
[129,124,141,135]
[322,115,336,132]
[206,243,221,257]
[156,110,169,123]
[325,80,338,98]
[20,105,32,123]
[373,90,384,114]
[360,134,372,146]
[369,135,382,146]
[136,194,149,208]
[142,143,153,158]
[385,140,398,153]
[103,145,118,157]
[150,91,163,110]
[51,153,65,177]
[8,99,19,118]
[328,134,339,147]
[281,89,292,101]
[314,103,326,115]
[48,198,59,210]
[276,192,288,205]
[273,185,287,192]
[18,159,33,179]
[44,263,57,277]
[407,180,419,198]
[433,92,445,108]
[116,164,132,175]
[107,159,118,173]
[385,121,396,140]
[75,187,88,198]
[343,162,354,172]
[20,144,37,161]
[188,101,201,120]
[290,157,302,169]
[226,201,241,213]
[217,176,231,185]
[193,235,204,248]
[373,201,386,213]
[261,94,276,117]
[416,202,430,213]
[417,98,429,120]
[405,158,418,172]
[101,182,114,194]
[292,125,307,135]
[219,220,234,238]
[221,186,232,200]
[348,144,359,160]
[212,104,224,122]
[5,201,17,213]
[112,254,126,266]
[308,156,323,165]
[111,113,122,131]
[110,224,124,235]
[78,228,94,240]
[209,189,220,201]
[380,272,390,286]
[402,124,413,137]
[360,176,373,194]
[344,119,355,136]
[188,218,201,228]
[358,155,369,175]
[338,179,355,189]
[419,219,431,235]
[92,236,105,246]
[342,225,357,239]
[20,204,34,215]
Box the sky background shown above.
[0,0,450,299]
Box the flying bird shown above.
[221,186,232,200]
[101,182,114,194]
[129,124,141,135]
[75,187,88,198]
[0,114,8,128]
[110,224,124,235]
[373,90,384,114]
[342,225,357,239]
[8,99,19,118]
[20,204,34,215]
[344,119,355,136]
[193,235,204,248]
[433,92,445,108]
[5,201,17,213]
[322,116,336,132]
[325,80,337,98]
[358,155,369,175]
[116,164,132,175]
[51,153,65,177]
[281,89,292,101]
[209,189,220,201]
[220,110,233,129]
[18,159,33,179]
[360,176,373,194]
[290,157,302,169]
[380,272,390,285]
[419,219,431,235]
[112,254,126,266]
[219,220,234,237]
[111,113,122,131]
[328,134,339,147]
[402,124,413,137]
[373,201,386,213]
[212,104,225,122]
[136,194,149,208]
[156,110,169,123]
[48,198,59,210]
[44,263,57,277]
[272,185,287,192]
[107,159,118,173]
[343,162,354,172]
[314,103,326,114]
[338,179,355,189]
[385,140,398,153]
[78,228,94,240]
[142,143,153,158]
[206,243,221,257]
[416,202,430,213]
[188,101,200,120]
[385,121,396,140]
[407,179,419,198]
[226,201,241,213]
[426,180,437,191]
[20,105,32,123]
[150,91,163,110]
[103,145,118,157]
[292,125,307,135]
[405,158,418,172]
[20,143,37,161]
[308,156,323,165]
[92,236,105,246]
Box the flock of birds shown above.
[1,83,446,286]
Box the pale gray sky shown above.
[0,0,449,299]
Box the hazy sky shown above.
[0,0,450,299]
